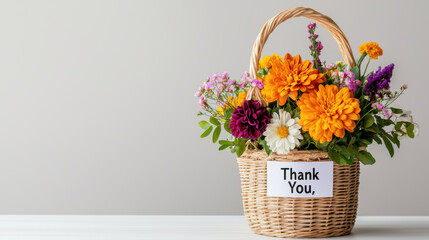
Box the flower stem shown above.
[363,59,371,76]
[356,52,367,68]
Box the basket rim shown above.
[238,149,330,162]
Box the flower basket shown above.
[194,6,418,240]
[238,8,359,238]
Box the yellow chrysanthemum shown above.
[217,91,247,118]
[359,42,383,59]
[262,53,326,105]
[297,85,361,143]
[259,54,283,69]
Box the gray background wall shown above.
[0,0,428,215]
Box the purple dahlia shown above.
[364,64,394,100]
[230,100,270,140]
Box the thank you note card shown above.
[267,161,333,198]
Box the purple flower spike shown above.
[364,64,394,100]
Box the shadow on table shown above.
[351,226,429,238]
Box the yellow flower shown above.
[217,91,247,118]
[229,91,247,108]
[262,53,326,105]
[359,42,383,59]
[259,54,283,69]
[297,85,361,143]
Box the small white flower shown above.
[263,109,303,154]
[396,111,419,140]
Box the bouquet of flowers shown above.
[195,22,418,165]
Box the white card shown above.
[267,161,333,198]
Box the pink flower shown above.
[402,84,408,89]
[221,72,229,79]
[327,63,337,69]
[371,102,384,110]
[218,84,224,92]
[251,79,264,89]
[205,79,215,90]
[209,74,218,81]
[382,109,390,118]
[241,72,250,80]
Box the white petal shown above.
[286,119,295,127]
[283,138,290,150]
[289,128,298,134]
[287,135,295,144]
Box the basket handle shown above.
[246,7,355,106]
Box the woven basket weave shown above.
[238,7,360,238]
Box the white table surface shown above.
[0,215,428,240]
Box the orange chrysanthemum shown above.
[359,42,383,59]
[261,53,326,105]
[297,85,361,143]
[259,54,283,69]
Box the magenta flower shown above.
[230,100,270,139]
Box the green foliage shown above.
[406,123,415,138]
[198,120,210,130]
[224,120,232,134]
[381,135,394,157]
[363,115,374,128]
[200,126,213,138]
[257,68,270,79]
[357,150,376,165]
[209,117,220,126]
[212,126,221,143]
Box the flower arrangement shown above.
[195,23,418,165]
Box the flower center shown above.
[277,126,289,138]
[322,100,337,117]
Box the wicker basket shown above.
[238,7,360,238]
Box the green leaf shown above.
[328,149,349,165]
[200,126,213,138]
[257,69,265,79]
[259,139,272,156]
[373,135,382,144]
[366,124,380,133]
[393,133,400,148]
[394,121,404,131]
[406,123,415,138]
[349,136,357,145]
[224,120,232,134]
[357,150,376,165]
[198,120,210,130]
[357,138,371,146]
[219,145,229,151]
[315,141,329,151]
[382,135,394,157]
[363,115,375,128]
[339,147,354,165]
[285,102,292,113]
[212,126,221,143]
[219,140,234,146]
[385,133,400,148]
[210,117,220,126]
[236,138,246,157]
[390,107,403,114]
[350,66,360,80]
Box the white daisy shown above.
[263,109,303,154]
